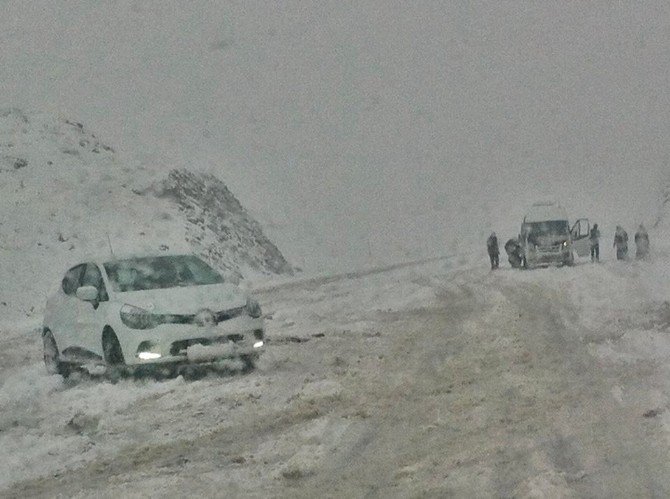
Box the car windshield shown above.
[104,255,224,292]
[526,220,570,238]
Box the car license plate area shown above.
[170,334,244,357]
[186,342,238,361]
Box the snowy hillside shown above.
[0,109,290,327]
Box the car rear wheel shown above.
[43,330,70,377]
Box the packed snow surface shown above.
[3,231,670,496]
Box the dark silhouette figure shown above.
[634,224,649,260]
[487,232,499,270]
[589,223,600,262]
[504,238,523,268]
[613,225,628,261]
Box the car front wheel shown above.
[102,329,128,381]
[43,330,70,377]
[103,329,125,366]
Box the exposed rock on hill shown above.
[156,169,292,276]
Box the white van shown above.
[520,201,591,268]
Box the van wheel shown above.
[241,354,257,373]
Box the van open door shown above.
[571,218,591,257]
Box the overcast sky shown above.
[2,1,669,270]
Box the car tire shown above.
[103,329,125,366]
[43,330,70,377]
[103,330,128,382]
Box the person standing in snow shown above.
[634,223,650,260]
[487,232,499,270]
[613,225,628,261]
[589,223,600,262]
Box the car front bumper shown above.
[123,315,265,366]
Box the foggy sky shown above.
[2,1,669,270]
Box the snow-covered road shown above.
[3,256,670,497]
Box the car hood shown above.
[114,283,248,314]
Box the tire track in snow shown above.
[496,280,670,497]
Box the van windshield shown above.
[525,220,569,240]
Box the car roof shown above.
[65,251,197,269]
[523,201,568,223]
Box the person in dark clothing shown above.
[487,232,499,270]
[613,225,628,261]
[504,238,522,268]
[634,223,649,260]
[589,223,600,262]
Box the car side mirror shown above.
[76,286,99,302]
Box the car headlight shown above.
[246,298,262,319]
[120,304,159,329]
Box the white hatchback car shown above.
[42,253,265,377]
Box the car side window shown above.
[62,264,86,296]
[81,264,109,302]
